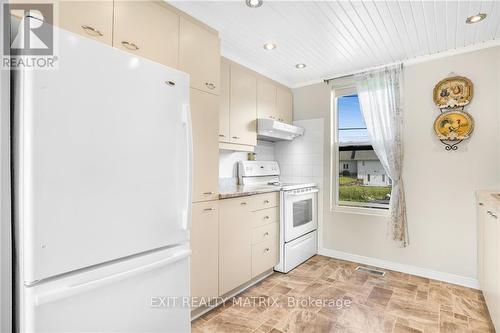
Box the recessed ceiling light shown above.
[263,42,276,50]
[295,63,306,69]
[246,0,263,8]
[466,13,487,24]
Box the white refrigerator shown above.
[13,23,192,333]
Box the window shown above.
[335,93,391,210]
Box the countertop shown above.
[476,190,500,210]
[219,184,281,199]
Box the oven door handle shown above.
[285,189,319,196]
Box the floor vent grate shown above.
[355,266,386,276]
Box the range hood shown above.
[257,118,304,142]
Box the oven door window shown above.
[293,198,313,227]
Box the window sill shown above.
[332,204,390,217]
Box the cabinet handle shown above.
[264,232,269,237]
[203,207,216,212]
[264,248,270,253]
[81,25,103,37]
[219,134,226,137]
[479,202,484,206]
[488,210,498,219]
[205,82,216,90]
[232,136,240,140]
[203,191,215,195]
[240,202,247,205]
[264,216,270,220]
[121,41,139,50]
[264,200,270,204]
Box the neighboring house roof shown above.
[339,150,379,161]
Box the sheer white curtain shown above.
[355,64,408,247]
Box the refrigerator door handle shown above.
[182,103,193,230]
[34,249,191,306]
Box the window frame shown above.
[331,87,390,216]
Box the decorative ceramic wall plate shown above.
[433,76,473,108]
[433,110,474,141]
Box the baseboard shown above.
[318,248,480,290]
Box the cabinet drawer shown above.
[252,207,279,228]
[249,192,279,211]
[252,223,277,245]
[252,238,277,278]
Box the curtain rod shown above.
[324,62,403,84]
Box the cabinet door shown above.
[191,201,219,300]
[219,60,230,142]
[229,66,257,146]
[483,207,500,328]
[179,17,220,95]
[113,1,179,68]
[257,79,278,120]
[277,87,293,123]
[191,89,219,202]
[59,1,113,45]
[478,201,487,288]
[219,197,252,295]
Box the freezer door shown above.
[21,246,191,333]
[13,26,191,283]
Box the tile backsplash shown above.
[218,119,324,190]
[274,118,324,188]
[219,141,275,180]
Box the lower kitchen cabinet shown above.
[191,201,219,300]
[219,196,252,295]
[251,225,278,278]
[476,192,500,331]
[218,193,279,295]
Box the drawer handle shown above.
[203,191,215,195]
[121,41,139,51]
[264,232,269,237]
[165,81,176,86]
[479,202,484,206]
[219,134,226,137]
[81,25,103,37]
[488,210,498,219]
[205,82,216,90]
[232,136,240,139]
[264,248,270,253]
[241,202,247,205]
[264,216,270,220]
[203,207,216,212]
[264,200,270,204]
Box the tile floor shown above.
[192,255,495,333]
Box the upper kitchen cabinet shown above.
[113,1,179,68]
[219,60,230,142]
[257,79,278,121]
[179,17,221,95]
[276,87,293,124]
[190,88,219,203]
[229,66,257,147]
[58,1,113,45]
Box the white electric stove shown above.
[238,161,318,273]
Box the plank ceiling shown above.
[169,1,500,87]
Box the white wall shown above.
[218,141,275,179]
[293,46,500,282]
